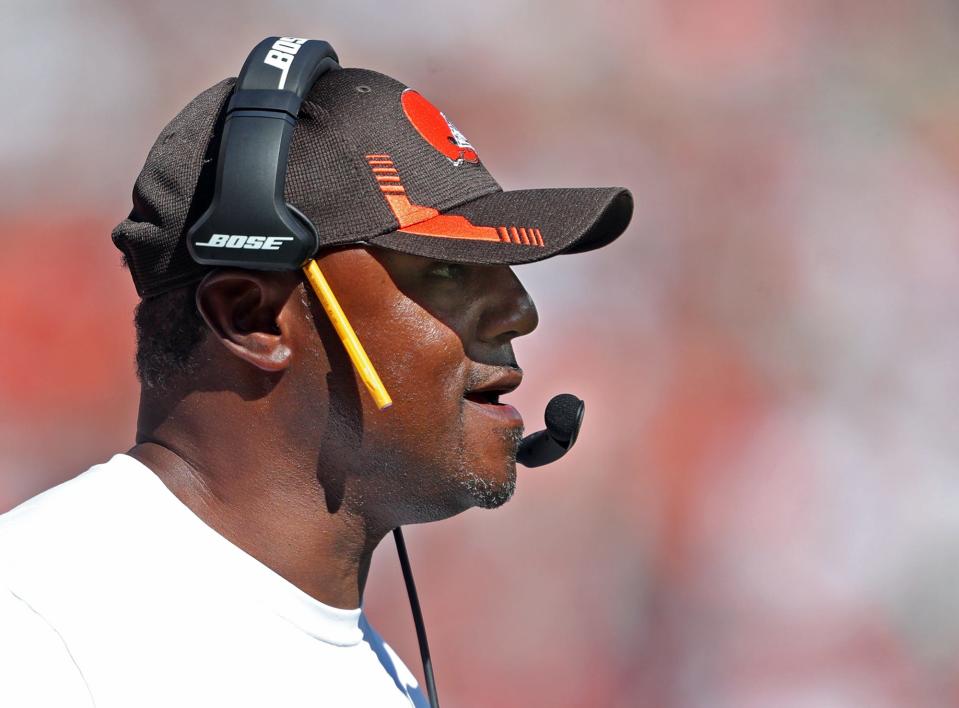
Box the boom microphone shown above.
[517,393,585,467]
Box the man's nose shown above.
[476,267,539,345]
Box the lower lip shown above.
[464,399,524,427]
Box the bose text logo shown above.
[194,234,294,251]
[263,37,308,90]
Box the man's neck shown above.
[127,437,381,610]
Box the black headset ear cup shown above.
[286,202,319,257]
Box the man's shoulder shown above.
[0,454,138,543]
[0,584,95,706]
[0,454,153,596]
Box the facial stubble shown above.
[455,425,523,509]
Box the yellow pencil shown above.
[302,259,392,410]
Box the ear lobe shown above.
[195,270,295,373]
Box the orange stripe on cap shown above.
[384,193,440,227]
[400,215,502,241]
[385,191,501,242]
[367,156,531,244]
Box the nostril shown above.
[476,269,539,343]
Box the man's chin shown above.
[462,425,523,509]
[460,465,517,509]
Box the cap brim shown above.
[366,186,633,265]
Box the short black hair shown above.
[133,283,208,390]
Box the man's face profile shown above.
[195,245,538,529]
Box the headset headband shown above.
[187,37,340,270]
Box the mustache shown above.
[464,362,522,391]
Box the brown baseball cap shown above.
[112,67,633,298]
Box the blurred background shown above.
[4,0,959,705]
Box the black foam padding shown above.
[544,393,583,445]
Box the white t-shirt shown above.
[0,454,427,707]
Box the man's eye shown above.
[429,262,465,280]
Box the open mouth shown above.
[463,388,523,427]
[463,368,524,426]
[464,390,505,406]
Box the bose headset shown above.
[186,37,586,708]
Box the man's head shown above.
[116,52,631,532]
[134,245,536,529]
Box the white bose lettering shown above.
[264,51,291,70]
[274,39,301,54]
[262,37,309,90]
[194,235,294,250]
[194,234,229,247]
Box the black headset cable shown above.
[393,527,440,708]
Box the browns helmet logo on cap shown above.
[401,89,479,166]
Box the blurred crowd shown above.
[4,1,959,705]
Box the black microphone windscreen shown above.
[544,394,584,445]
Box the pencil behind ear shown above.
[301,260,392,410]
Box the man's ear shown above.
[195,269,299,372]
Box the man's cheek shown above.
[385,325,465,397]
